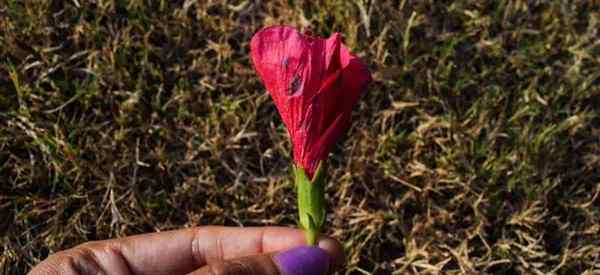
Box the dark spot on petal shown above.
[289,74,302,95]
[282,57,289,69]
[311,95,319,108]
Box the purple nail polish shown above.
[274,246,330,275]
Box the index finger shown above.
[86,226,343,275]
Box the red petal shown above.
[250,26,371,178]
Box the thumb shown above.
[189,246,331,275]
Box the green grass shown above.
[2,1,600,274]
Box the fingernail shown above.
[274,246,330,275]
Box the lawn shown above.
[2,1,600,274]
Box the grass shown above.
[1,1,600,274]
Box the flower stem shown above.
[295,162,326,246]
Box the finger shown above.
[187,226,343,267]
[30,226,344,275]
[315,237,345,272]
[120,226,344,274]
[189,246,332,275]
[118,226,307,274]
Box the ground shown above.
[2,1,600,274]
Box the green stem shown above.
[295,162,326,246]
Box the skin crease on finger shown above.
[28,226,344,275]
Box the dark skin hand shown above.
[28,226,344,275]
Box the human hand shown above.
[28,226,344,275]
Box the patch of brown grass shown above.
[2,1,600,274]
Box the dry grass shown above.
[2,1,600,274]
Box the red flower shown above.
[250,26,371,178]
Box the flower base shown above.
[294,162,326,246]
